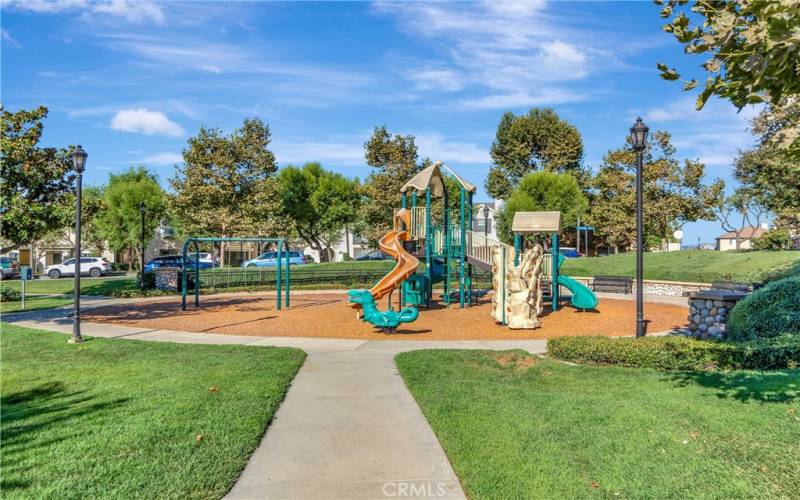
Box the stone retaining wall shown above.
[571,277,709,297]
[685,291,747,340]
[155,267,180,292]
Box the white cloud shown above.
[414,133,488,164]
[3,0,165,24]
[272,140,365,166]
[458,89,586,110]
[110,108,184,137]
[2,28,21,48]
[374,1,623,108]
[138,152,183,166]
[408,68,462,92]
[92,0,165,25]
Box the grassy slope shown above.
[1,324,305,499]
[561,249,800,283]
[397,350,800,499]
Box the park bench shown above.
[591,275,633,294]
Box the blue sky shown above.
[1,0,761,245]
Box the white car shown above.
[197,252,217,266]
[45,257,112,279]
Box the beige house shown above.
[715,226,767,251]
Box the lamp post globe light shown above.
[140,202,146,291]
[630,118,649,338]
[69,145,88,344]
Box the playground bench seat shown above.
[591,275,633,294]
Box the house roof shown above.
[400,161,477,196]
[512,211,561,234]
[715,226,767,240]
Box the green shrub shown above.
[727,276,800,341]
[0,286,21,302]
[547,335,800,371]
[752,229,792,250]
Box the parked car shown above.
[0,256,20,280]
[143,255,213,273]
[197,252,217,266]
[559,247,582,258]
[356,250,392,261]
[241,251,306,267]
[44,257,111,279]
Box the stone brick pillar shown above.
[686,290,747,340]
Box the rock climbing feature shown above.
[491,244,545,329]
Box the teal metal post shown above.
[284,240,290,307]
[194,246,200,307]
[425,188,432,307]
[513,233,521,266]
[181,240,189,310]
[401,192,407,209]
[467,192,474,305]
[276,245,282,311]
[459,187,466,307]
[443,187,450,305]
[551,233,559,311]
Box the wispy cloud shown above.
[137,151,183,166]
[3,0,166,24]
[1,28,21,48]
[110,108,184,137]
[374,0,620,109]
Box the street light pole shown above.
[140,202,146,291]
[483,205,489,238]
[630,118,649,338]
[69,145,87,344]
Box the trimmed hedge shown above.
[727,276,800,341]
[547,335,800,371]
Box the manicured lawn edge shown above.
[1,324,306,499]
[396,349,800,499]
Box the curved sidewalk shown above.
[3,306,549,500]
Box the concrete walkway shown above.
[2,304,552,499]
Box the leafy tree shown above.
[277,163,361,262]
[96,167,167,270]
[734,138,800,233]
[360,126,421,245]
[705,181,768,250]
[752,229,791,251]
[486,108,585,199]
[587,131,713,251]
[39,185,107,256]
[496,171,588,245]
[0,106,75,253]
[656,0,800,156]
[170,118,279,265]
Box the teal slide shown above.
[556,254,599,310]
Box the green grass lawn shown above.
[562,249,800,283]
[1,276,138,295]
[0,296,73,313]
[1,324,305,499]
[396,350,800,499]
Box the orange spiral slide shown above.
[352,208,420,309]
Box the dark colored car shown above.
[355,250,393,261]
[0,256,20,280]
[144,255,213,273]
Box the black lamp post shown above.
[630,117,649,338]
[69,145,87,344]
[482,205,489,237]
[139,202,146,291]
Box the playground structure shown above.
[350,161,598,331]
[181,237,291,311]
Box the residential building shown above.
[715,225,768,251]
[473,200,502,240]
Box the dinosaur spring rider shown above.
[347,289,419,333]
